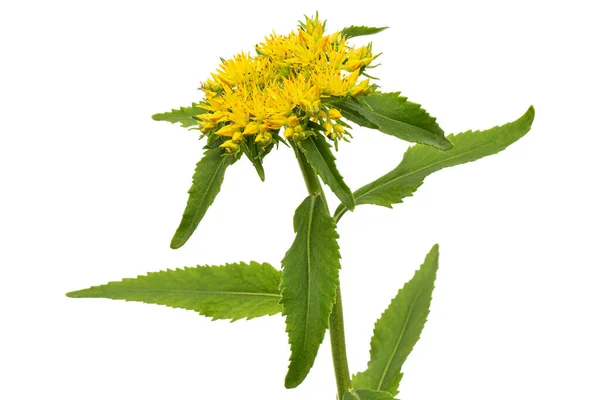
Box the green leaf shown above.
[280,194,341,388]
[353,244,439,396]
[343,389,397,400]
[151,103,208,128]
[66,262,282,321]
[171,147,233,249]
[299,135,355,210]
[340,26,389,39]
[334,106,535,221]
[332,100,380,129]
[240,138,266,181]
[333,92,452,150]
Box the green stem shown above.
[329,286,352,398]
[294,142,322,196]
[293,143,352,399]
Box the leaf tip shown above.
[525,105,536,122]
[65,290,82,298]
[430,243,440,258]
[170,235,186,249]
[439,138,454,151]
[284,371,304,389]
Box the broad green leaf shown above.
[343,389,397,400]
[66,262,282,321]
[334,106,535,221]
[151,103,208,128]
[299,135,355,210]
[332,100,380,129]
[171,148,233,249]
[353,245,439,396]
[334,92,452,150]
[280,194,341,388]
[340,26,389,39]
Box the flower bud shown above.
[267,115,287,129]
[255,131,272,146]
[350,79,371,96]
[243,121,260,135]
[232,131,243,142]
[216,124,241,137]
[328,108,342,120]
[343,59,363,72]
[219,139,239,153]
[287,115,300,127]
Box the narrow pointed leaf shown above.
[340,26,389,39]
[343,389,397,400]
[335,106,535,220]
[152,103,208,128]
[334,92,452,150]
[280,194,341,388]
[240,139,266,181]
[171,148,233,249]
[353,245,439,395]
[299,135,355,210]
[66,262,282,321]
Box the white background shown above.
[1,0,599,399]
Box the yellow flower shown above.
[196,14,378,157]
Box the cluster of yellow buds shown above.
[343,44,375,72]
[322,108,347,140]
[194,14,377,156]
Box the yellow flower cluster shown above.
[196,15,376,154]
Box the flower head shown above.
[196,15,377,158]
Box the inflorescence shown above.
[196,14,378,158]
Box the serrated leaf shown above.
[334,106,535,220]
[152,103,208,128]
[299,135,355,210]
[280,194,341,388]
[353,245,439,396]
[343,389,397,400]
[171,147,233,249]
[66,262,282,321]
[334,92,452,150]
[340,26,389,39]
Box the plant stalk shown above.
[329,286,352,399]
[293,143,352,399]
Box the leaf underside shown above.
[335,106,535,220]
[334,92,452,150]
[280,194,341,388]
[299,134,355,210]
[343,388,398,400]
[151,103,208,128]
[352,244,440,396]
[170,147,233,249]
[66,261,282,321]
